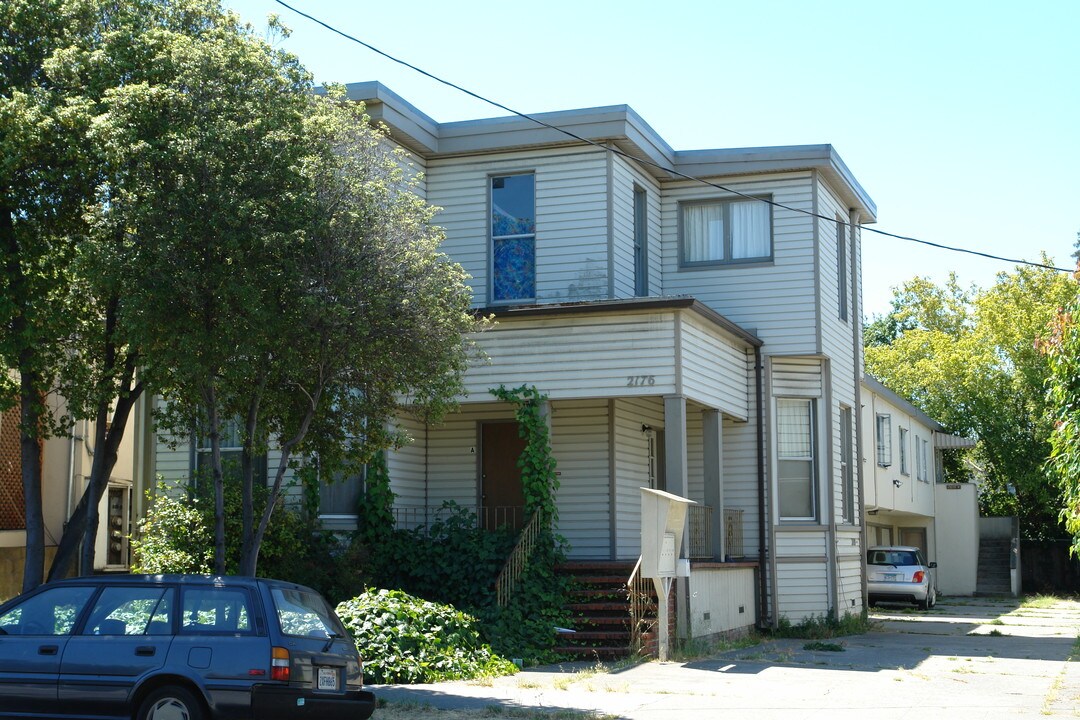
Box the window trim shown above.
[776,397,818,523]
[677,195,774,269]
[489,172,537,304]
[836,216,848,322]
[875,413,892,468]
[840,405,854,525]
[898,426,910,476]
[633,185,649,296]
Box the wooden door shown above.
[481,422,527,530]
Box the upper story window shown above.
[875,413,892,468]
[633,186,649,296]
[777,398,817,522]
[491,174,536,302]
[194,416,267,487]
[899,426,909,476]
[836,217,848,322]
[679,197,772,268]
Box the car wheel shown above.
[138,686,204,720]
[928,587,937,609]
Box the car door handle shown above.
[38,645,59,656]
[135,646,157,657]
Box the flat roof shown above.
[342,81,877,222]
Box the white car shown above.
[867,545,937,610]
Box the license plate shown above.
[883,573,900,581]
[317,666,338,691]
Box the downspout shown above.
[755,345,769,627]
[850,209,868,609]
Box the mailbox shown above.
[640,488,696,579]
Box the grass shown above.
[1021,594,1062,610]
[376,701,617,720]
[667,632,761,662]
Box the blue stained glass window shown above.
[491,174,535,301]
[493,237,535,301]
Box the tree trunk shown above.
[204,385,227,575]
[49,379,141,581]
[19,370,45,593]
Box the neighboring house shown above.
[861,374,979,596]
[143,81,877,636]
[0,389,145,600]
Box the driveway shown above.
[372,596,1080,719]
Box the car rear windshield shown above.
[867,550,920,566]
[271,587,347,639]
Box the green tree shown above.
[1043,278,1080,554]
[865,262,1078,539]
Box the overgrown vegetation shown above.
[772,611,874,640]
[130,478,363,601]
[335,589,518,684]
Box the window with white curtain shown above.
[680,197,771,266]
[777,398,816,521]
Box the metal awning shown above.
[933,432,977,449]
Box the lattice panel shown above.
[0,406,26,530]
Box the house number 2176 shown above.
[626,375,655,387]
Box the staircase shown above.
[554,561,655,660]
[976,538,1013,596]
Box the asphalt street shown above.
[372,596,1080,719]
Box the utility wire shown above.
[274,0,1073,275]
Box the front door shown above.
[481,422,527,530]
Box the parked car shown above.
[0,574,375,720]
[866,545,937,610]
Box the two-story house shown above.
[145,81,877,639]
[862,374,980,596]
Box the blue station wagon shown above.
[0,575,375,720]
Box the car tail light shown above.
[271,647,290,682]
[912,571,925,583]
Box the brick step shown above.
[554,645,633,660]
[568,601,637,613]
[568,615,631,628]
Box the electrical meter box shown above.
[640,488,696,579]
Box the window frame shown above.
[633,185,649,296]
[490,172,537,304]
[840,405,854,525]
[678,195,774,269]
[898,426,910,476]
[875,413,892,468]
[836,216,848,322]
[192,415,267,489]
[776,397,818,523]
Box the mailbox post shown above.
[639,488,696,661]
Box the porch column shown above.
[703,409,724,561]
[664,394,690,639]
[663,395,688,499]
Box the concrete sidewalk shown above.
[371,597,1080,719]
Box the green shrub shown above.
[336,589,518,684]
[773,610,872,639]
[130,479,364,603]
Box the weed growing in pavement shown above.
[668,632,762,662]
[773,611,874,639]
[1019,594,1060,610]
[803,641,845,652]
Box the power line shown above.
[273,0,1073,275]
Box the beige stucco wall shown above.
[934,483,979,596]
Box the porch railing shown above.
[391,504,524,533]
[495,511,543,607]
[688,506,744,560]
[626,556,655,656]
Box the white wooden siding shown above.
[775,531,827,558]
[551,400,611,559]
[613,397,665,559]
[680,313,752,419]
[611,157,663,298]
[771,357,823,397]
[426,147,610,307]
[463,313,678,401]
[722,415,761,559]
[776,562,830,623]
[387,415,427,507]
[661,172,819,356]
[423,403,514,510]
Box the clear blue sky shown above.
[227,0,1079,317]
